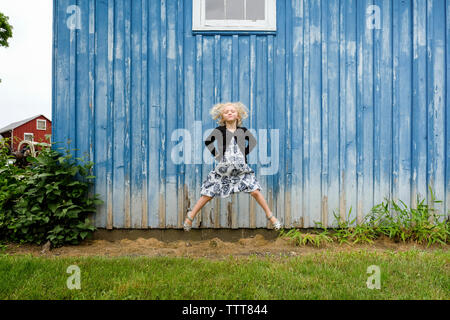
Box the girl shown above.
[183,102,281,231]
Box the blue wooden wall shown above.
[52,0,449,229]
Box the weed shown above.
[279,187,449,248]
[278,228,332,248]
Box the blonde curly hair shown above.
[209,102,249,126]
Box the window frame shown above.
[192,0,277,32]
[24,133,34,142]
[36,119,47,130]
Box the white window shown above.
[193,0,277,31]
[36,119,47,130]
[24,133,34,142]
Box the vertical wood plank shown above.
[309,0,322,227]
[445,0,450,219]
[183,0,196,227]
[93,0,109,228]
[344,0,357,224]
[112,0,126,228]
[141,0,149,228]
[165,0,178,228]
[326,0,340,228]
[87,0,96,225]
[361,0,375,222]
[201,35,215,228]
[379,0,393,211]
[253,35,268,228]
[412,0,428,207]
[303,0,311,227]
[159,0,167,228]
[321,0,329,228]
[428,0,446,216]
[290,0,304,228]
[274,0,286,227]
[148,0,161,228]
[398,0,412,210]
[285,0,293,228]
[130,0,143,228]
[106,0,115,229]
[266,35,275,227]
[177,0,186,229]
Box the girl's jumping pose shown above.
[183,102,281,231]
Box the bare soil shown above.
[2,235,447,260]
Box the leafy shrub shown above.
[0,139,102,248]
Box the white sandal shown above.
[267,213,281,231]
[183,211,194,231]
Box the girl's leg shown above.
[184,195,214,226]
[250,190,278,225]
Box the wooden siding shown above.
[52,0,449,229]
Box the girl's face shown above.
[222,105,239,124]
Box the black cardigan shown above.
[204,125,257,164]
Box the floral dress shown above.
[200,135,262,198]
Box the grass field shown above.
[0,249,448,300]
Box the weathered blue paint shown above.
[52,0,449,229]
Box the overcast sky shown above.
[0,1,52,130]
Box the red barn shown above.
[0,115,52,152]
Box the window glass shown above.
[194,0,275,31]
[205,0,224,19]
[37,120,46,130]
[246,0,265,20]
[226,0,245,20]
[206,0,265,21]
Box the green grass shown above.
[0,249,448,299]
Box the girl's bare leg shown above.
[184,195,214,226]
[250,190,278,225]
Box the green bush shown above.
[0,139,102,248]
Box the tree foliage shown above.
[0,12,13,48]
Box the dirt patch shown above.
[2,235,447,260]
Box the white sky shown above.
[0,0,52,130]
